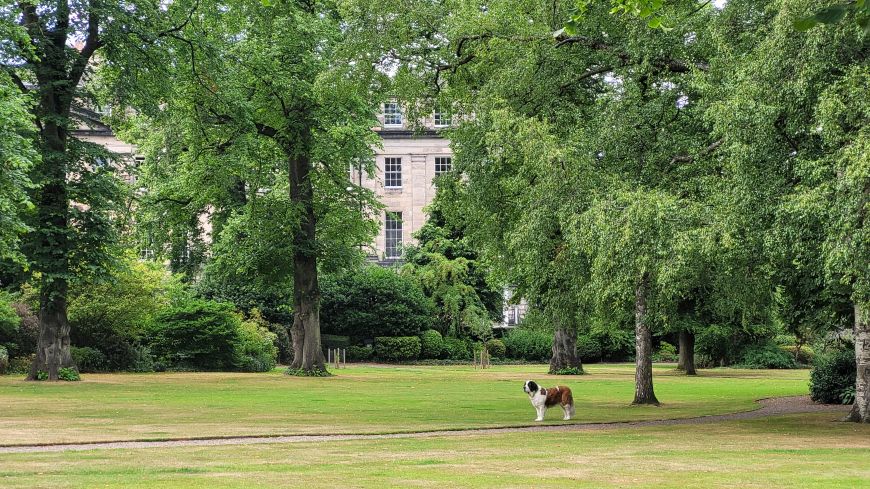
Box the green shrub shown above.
[7,354,33,374]
[147,298,242,371]
[553,366,584,375]
[346,345,373,362]
[781,345,815,365]
[443,337,471,360]
[503,329,552,362]
[485,338,506,358]
[322,334,351,349]
[237,316,278,372]
[8,303,38,358]
[738,342,797,369]
[696,323,745,366]
[0,293,21,345]
[58,367,81,381]
[71,346,107,373]
[320,267,435,339]
[589,327,633,361]
[653,341,678,363]
[0,345,8,374]
[69,258,175,371]
[374,336,421,362]
[129,345,156,373]
[809,348,856,404]
[576,335,602,363]
[419,330,444,359]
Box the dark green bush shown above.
[485,338,506,358]
[738,342,797,369]
[503,329,552,362]
[781,345,815,365]
[589,327,633,361]
[0,345,8,374]
[129,345,156,373]
[147,298,242,370]
[443,337,471,360]
[576,335,602,363]
[374,336,421,362]
[419,329,444,359]
[810,348,856,404]
[346,345,373,362]
[320,267,435,339]
[0,293,21,346]
[71,346,107,373]
[8,303,38,358]
[653,341,678,363]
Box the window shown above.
[384,157,402,188]
[506,308,517,325]
[435,157,452,176]
[385,212,403,258]
[433,110,451,127]
[383,102,402,126]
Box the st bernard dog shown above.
[524,380,575,421]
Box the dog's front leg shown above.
[535,405,545,422]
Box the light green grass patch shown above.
[0,364,809,445]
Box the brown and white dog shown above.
[524,380,575,421]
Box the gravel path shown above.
[0,396,848,454]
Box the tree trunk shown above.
[289,150,326,375]
[633,273,659,405]
[549,325,583,374]
[677,329,696,375]
[289,314,304,369]
[28,116,74,381]
[846,302,869,423]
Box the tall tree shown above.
[111,0,381,375]
[0,1,178,379]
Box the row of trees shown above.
[0,0,866,422]
[339,0,867,419]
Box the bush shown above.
[781,345,815,365]
[589,326,633,362]
[9,303,38,358]
[443,337,472,360]
[58,367,81,381]
[7,354,33,374]
[320,267,435,339]
[738,342,797,369]
[68,258,175,371]
[419,329,445,359]
[485,338,506,358]
[809,348,856,404]
[346,345,373,362]
[236,316,278,372]
[0,293,21,345]
[71,346,107,373]
[696,323,745,366]
[0,345,8,374]
[147,298,242,371]
[653,341,678,363]
[576,335,602,363]
[374,336,421,362]
[129,345,156,373]
[503,329,552,362]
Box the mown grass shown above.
[0,364,810,445]
[0,413,867,488]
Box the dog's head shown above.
[523,380,539,395]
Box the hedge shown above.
[374,336,422,362]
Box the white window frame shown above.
[385,211,403,258]
[433,110,451,127]
[435,156,452,176]
[383,102,403,127]
[384,157,402,188]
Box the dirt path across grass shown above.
[0,396,849,454]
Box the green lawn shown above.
[0,364,810,445]
[0,413,868,488]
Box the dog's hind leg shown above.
[562,403,574,420]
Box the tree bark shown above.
[633,273,659,405]
[27,117,75,380]
[677,329,696,375]
[289,150,326,375]
[289,314,304,369]
[549,325,583,374]
[846,302,869,423]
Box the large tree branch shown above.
[68,9,104,88]
[670,138,724,165]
